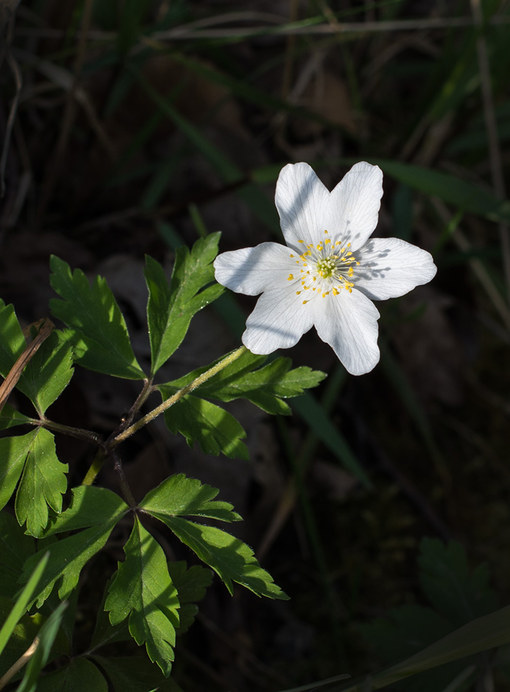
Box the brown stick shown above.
[0,318,54,412]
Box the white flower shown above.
[214,162,437,375]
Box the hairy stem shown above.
[111,345,247,447]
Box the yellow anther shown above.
[288,274,294,280]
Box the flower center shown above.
[287,230,359,305]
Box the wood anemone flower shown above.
[214,162,437,375]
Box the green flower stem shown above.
[82,449,106,486]
[111,345,248,447]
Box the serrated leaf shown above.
[21,522,119,608]
[44,485,130,536]
[0,430,38,512]
[163,349,327,415]
[167,562,212,634]
[153,515,288,600]
[14,428,68,537]
[36,658,108,692]
[17,330,74,415]
[105,517,180,677]
[0,404,32,430]
[0,300,25,375]
[91,655,183,692]
[18,485,129,607]
[418,538,498,626]
[144,236,224,374]
[140,473,242,522]
[49,255,145,380]
[159,390,248,460]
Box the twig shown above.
[0,637,39,690]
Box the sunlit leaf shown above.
[144,236,224,374]
[152,515,288,600]
[49,256,145,380]
[105,517,180,677]
[140,474,241,522]
[14,428,68,537]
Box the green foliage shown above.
[159,391,249,459]
[0,299,25,372]
[139,475,287,599]
[145,234,224,374]
[21,487,129,607]
[19,330,74,416]
[105,517,180,677]
[141,474,242,522]
[49,256,145,380]
[165,348,327,415]
[159,349,326,459]
[0,428,69,538]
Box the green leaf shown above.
[418,538,498,627]
[18,330,74,415]
[0,552,48,657]
[22,527,115,608]
[164,349,327,415]
[14,428,68,537]
[154,515,288,600]
[36,658,108,692]
[144,237,224,374]
[0,404,32,430]
[16,601,68,692]
[49,255,145,380]
[0,513,35,599]
[91,655,183,692]
[167,562,213,634]
[159,391,249,460]
[105,517,180,677]
[0,299,25,375]
[140,473,242,522]
[0,430,38,512]
[44,485,130,535]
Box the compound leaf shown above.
[14,428,68,537]
[140,474,241,523]
[145,235,224,375]
[163,349,326,415]
[153,515,288,600]
[159,389,248,460]
[105,517,180,677]
[0,405,32,431]
[49,256,145,380]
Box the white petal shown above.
[214,242,295,296]
[313,290,380,375]
[354,237,437,300]
[324,162,383,251]
[274,162,331,250]
[242,287,314,354]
